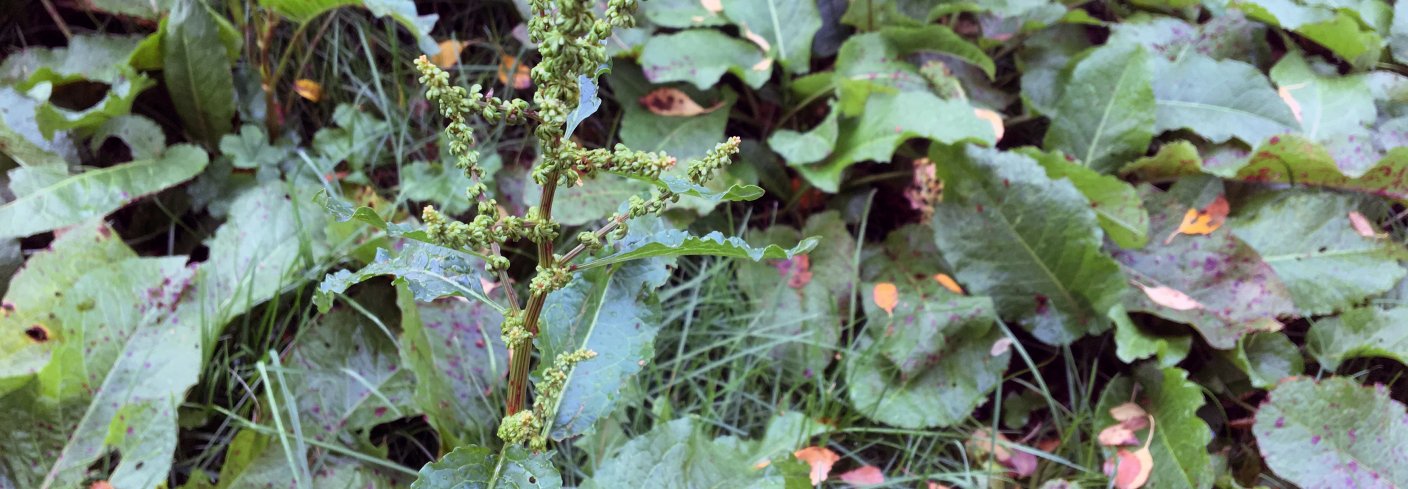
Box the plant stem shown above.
[505,170,562,415]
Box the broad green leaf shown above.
[1043,42,1155,174]
[220,124,289,170]
[641,0,727,28]
[0,144,209,240]
[931,144,1127,345]
[176,181,332,338]
[164,0,236,147]
[538,257,669,441]
[316,241,491,313]
[0,34,146,86]
[319,192,435,243]
[1253,377,1408,488]
[838,0,932,30]
[609,63,736,162]
[1270,51,1376,163]
[657,176,763,202]
[219,300,416,488]
[721,0,823,74]
[819,32,928,113]
[258,0,439,53]
[1110,304,1191,367]
[1016,25,1091,117]
[1096,365,1214,489]
[287,302,416,441]
[0,230,194,488]
[877,25,995,79]
[412,445,560,489]
[1151,54,1298,145]
[399,161,479,216]
[1229,190,1406,316]
[845,318,1009,429]
[313,104,393,174]
[736,211,854,376]
[33,68,155,138]
[860,280,997,383]
[1021,147,1150,248]
[1112,185,1295,349]
[579,417,802,488]
[639,30,771,90]
[0,87,74,168]
[1106,12,1268,64]
[583,216,817,270]
[86,0,171,19]
[397,289,507,450]
[1295,10,1385,67]
[0,224,135,389]
[1232,331,1302,388]
[798,91,994,193]
[859,223,950,284]
[1120,140,1205,182]
[91,115,167,160]
[1306,306,1408,370]
[767,101,839,166]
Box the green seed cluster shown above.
[497,410,541,447]
[525,348,598,450]
[687,136,743,185]
[529,263,573,295]
[500,310,530,348]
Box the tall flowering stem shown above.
[414,0,741,450]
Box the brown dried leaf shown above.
[639,87,723,117]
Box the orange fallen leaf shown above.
[498,55,532,90]
[1348,211,1383,239]
[90,482,114,489]
[967,429,1037,478]
[1164,195,1229,244]
[639,87,723,116]
[927,483,953,489]
[934,273,964,294]
[872,283,899,316]
[1134,283,1202,311]
[293,79,322,102]
[1278,83,1305,124]
[752,57,774,72]
[838,465,886,485]
[1106,447,1153,489]
[430,39,468,68]
[793,446,840,485]
[974,108,1005,142]
[700,0,723,13]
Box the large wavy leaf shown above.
[412,445,560,489]
[397,289,507,450]
[931,144,1127,345]
[1096,365,1214,489]
[164,0,235,147]
[537,257,669,441]
[583,216,817,271]
[1306,306,1408,370]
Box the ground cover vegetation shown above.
[2,0,1408,487]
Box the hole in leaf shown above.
[25,324,50,342]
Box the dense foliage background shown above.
[2,0,1408,487]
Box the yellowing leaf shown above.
[639,87,723,117]
[1348,211,1383,239]
[837,465,885,485]
[293,79,322,102]
[974,108,1005,142]
[498,55,532,90]
[430,39,468,68]
[700,0,723,13]
[872,283,899,316]
[934,273,964,294]
[1134,283,1203,311]
[793,446,839,485]
[1164,195,1229,244]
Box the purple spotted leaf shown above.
[1106,11,1267,64]
[1254,377,1408,488]
[396,287,507,450]
[1021,147,1150,249]
[1110,185,1296,349]
[859,281,995,381]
